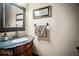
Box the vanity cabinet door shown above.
[14,41,33,56]
[21,46,33,56]
[0,49,13,56]
[14,45,25,55]
[14,44,28,55]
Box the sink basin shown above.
[11,38,29,43]
[0,36,34,49]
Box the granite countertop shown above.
[0,35,34,49]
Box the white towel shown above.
[35,25,47,37]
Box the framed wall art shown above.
[33,5,52,19]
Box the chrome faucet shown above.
[13,31,19,38]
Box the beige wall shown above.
[27,3,79,56]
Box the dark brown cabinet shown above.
[0,41,33,56]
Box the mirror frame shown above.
[0,3,26,32]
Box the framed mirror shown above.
[0,3,26,32]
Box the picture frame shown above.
[16,13,23,27]
[33,5,52,19]
[16,13,23,21]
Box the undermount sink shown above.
[11,38,29,43]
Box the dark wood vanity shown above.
[0,40,33,56]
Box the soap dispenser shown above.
[3,33,8,41]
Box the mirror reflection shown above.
[4,3,24,28]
